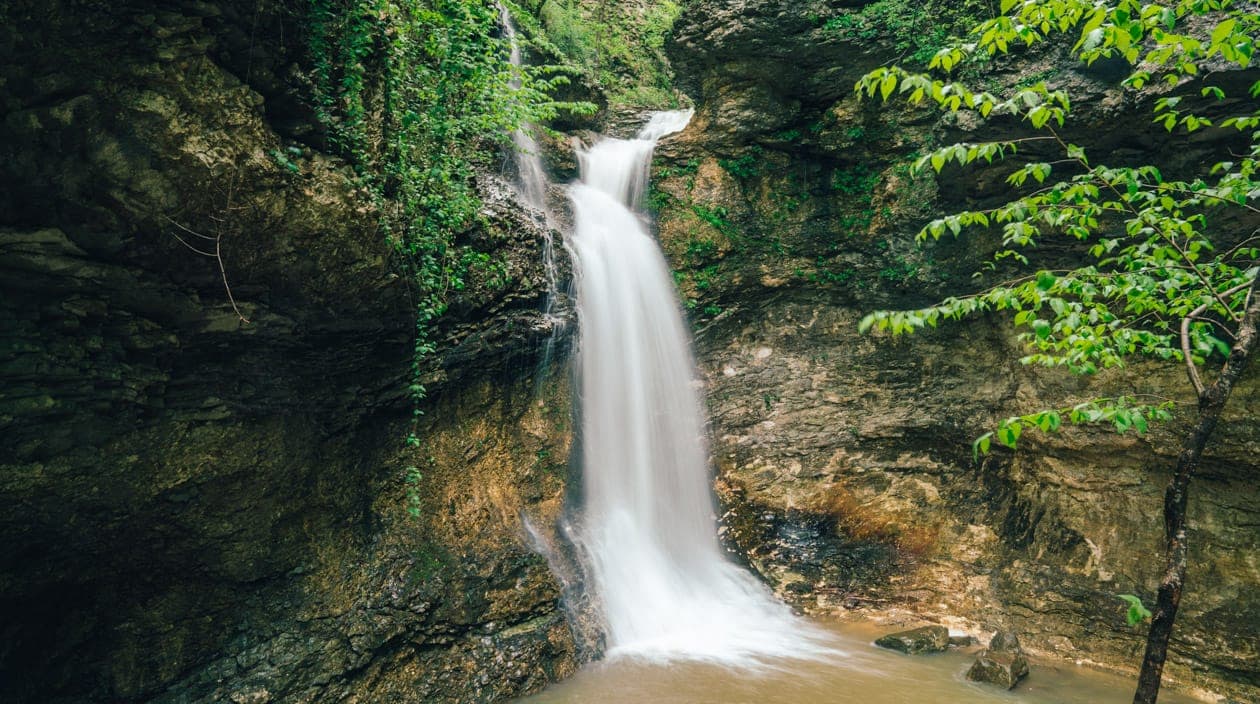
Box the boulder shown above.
[874,625,950,654]
[966,631,1030,690]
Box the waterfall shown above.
[568,111,836,664]
[501,10,551,216]
[501,6,566,365]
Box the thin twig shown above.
[162,214,217,240]
[218,169,251,324]
[168,231,218,258]
[162,206,250,324]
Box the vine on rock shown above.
[307,0,589,510]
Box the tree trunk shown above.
[1133,277,1260,704]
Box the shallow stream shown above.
[518,620,1202,704]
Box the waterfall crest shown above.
[568,111,836,664]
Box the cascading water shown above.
[501,6,566,368]
[567,111,836,664]
[501,10,552,218]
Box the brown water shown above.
[518,621,1204,704]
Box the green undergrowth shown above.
[537,0,683,108]
[818,0,996,66]
[653,147,949,310]
[306,0,590,483]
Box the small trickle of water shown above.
[567,110,836,665]
[500,5,566,361]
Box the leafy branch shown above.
[854,1,1260,701]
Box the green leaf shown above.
[1211,18,1237,49]
[880,74,897,101]
[997,421,1023,449]
[973,432,993,461]
[1118,594,1152,626]
[1133,412,1149,434]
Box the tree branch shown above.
[1178,280,1254,398]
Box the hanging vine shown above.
[307,0,584,423]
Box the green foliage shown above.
[831,165,880,196]
[822,0,994,65]
[269,146,304,173]
[800,260,857,285]
[308,1,585,514]
[831,165,882,237]
[878,257,921,284]
[856,0,1260,453]
[684,237,719,263]
[404,464,424,517]
[971,398,1175,459]
[719,148,764,179]
[1118,593,1153,626]
[692,203,737,237]
[538,0,683,108]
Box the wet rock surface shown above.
[874,626,950,655]
[660,0,1260,701]
[967,631,1031,690]
[1,1,576,702]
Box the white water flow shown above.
[501,7,566,370]
[568,111,836,665]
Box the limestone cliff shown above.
[661,0,1260,700]
[1,1,575,701]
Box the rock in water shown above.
[874,625,950,654]
[966,630,1030,689]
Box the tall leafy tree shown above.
[856,1,1260,701]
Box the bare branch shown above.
[161,214,217,240]
[1180,311,1207,397]
[215,232,250,324]
[168,231,218,258]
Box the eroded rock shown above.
[874,625,950,654]
[659,0,1260,701]
[0,1,578,702]
[966,631,1030,690]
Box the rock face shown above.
[1,1,576,701]
[662,1,1260,700]
[874,625,950,655]
[967,631,1031,690]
